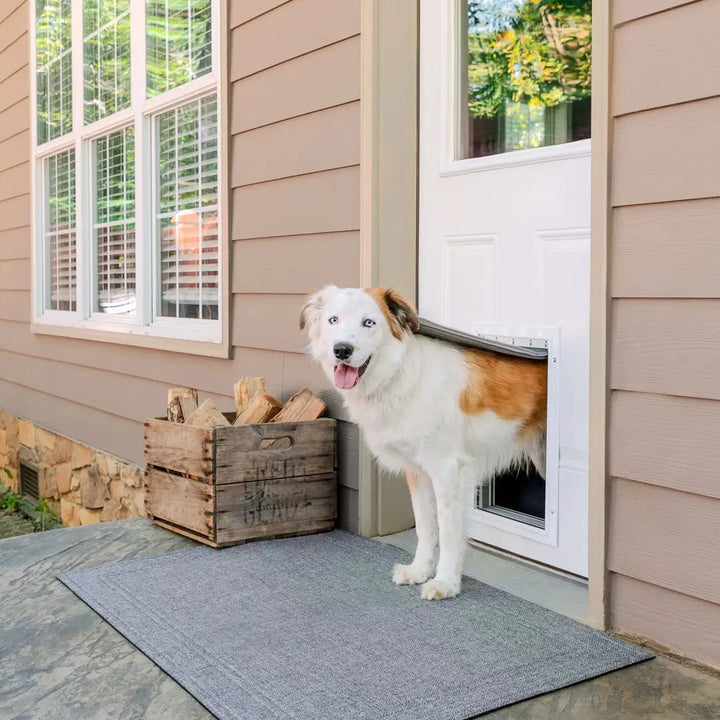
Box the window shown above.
[32,0,222,345]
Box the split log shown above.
[271,388,327,423]
[233,394,282,425]
[167,387,199,423]
[233,377,266,416]
[185,399,231,427]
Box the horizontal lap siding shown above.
[609,0,720,665]
[229,0,361,528]
[0,1,362,532]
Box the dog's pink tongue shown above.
[334,363,359,389]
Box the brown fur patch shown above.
[459,349,547,438]
[405,470,417,497]
[367,287,419,340]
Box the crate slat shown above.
[214,418,335,484]
[145,468,215,541]
[144,419,215,481]
[216,517,336,545]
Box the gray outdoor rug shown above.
[58,530,651,720]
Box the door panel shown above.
[419,0,591,575]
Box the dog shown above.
[301,285,547,600]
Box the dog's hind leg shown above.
[420,462,472,601]
[393,469,438,586]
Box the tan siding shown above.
[613,98,720,206]
[608,0,720,663]
[611,574,720,668]
[0,194,30,231]
[609,392,720,499]
[0,319,286,401]
[0,226,30,260]
[232,232,360,293]
[0,258,30,290]
[0,64,29,110]
[0,0,26,26]
[0,129,29,171]
[613,0,720,115]
[611,299,720,400]
[0,2,26,52]
[0,378,144,465]
[611,199,720,298]
[229,0,290,29]
[0,161,29,201]
[230,0,359,80]
[233,165,360,240]
[231,102,360,186]
[231,36,360,133]
[232,294,306,353]
[0,290,30,322]
[613,0,698,25]
[0,99,30,142]
[0,32,28,83]
[608,478,720,605]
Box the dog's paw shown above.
[420,578,460,601]
[392,562,434,586]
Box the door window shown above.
[458,0,591,160]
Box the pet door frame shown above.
[467,323,561,548]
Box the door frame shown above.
[358,0,610,631]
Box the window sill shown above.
[31,317,230,358]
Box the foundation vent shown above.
[19,463,39,501]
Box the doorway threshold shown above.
[375,529,589,624]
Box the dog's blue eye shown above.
[328,316,338,325]
[363,319,376,328]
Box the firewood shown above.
[167,396,184,423]
[167,387,198,423]
[233,377,266,416]
[271,388,327,423]
[233,394,282,425]
[185,399,231,427]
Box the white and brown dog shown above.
[301,286,547,600]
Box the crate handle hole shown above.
[260,436,293,450]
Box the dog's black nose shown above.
[333,343,354,361]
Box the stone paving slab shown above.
[1,519,719,720]
[0,511,36,539]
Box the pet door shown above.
[470,325,560,546]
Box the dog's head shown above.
[300,285,419,393]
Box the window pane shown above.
[94,127,136,314]
[156,95,218,320]
[83,0,131,124]
[36,0,73,143]
[460,0,591,159]
[146,0,212,97]
[45,149,76,311]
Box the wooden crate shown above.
[144,417,337,547]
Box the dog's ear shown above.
[369,288,419,338]
[299,286,334,331]
[384,289,420,335]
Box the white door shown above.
[419,0,592,576]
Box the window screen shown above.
[94,127,136,315]
[157,94,218,320]
[83,0,132,124]
[36,0,73,144]
[45,149,77,312]
[146,0,213,97]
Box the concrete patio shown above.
[1,519,718,720]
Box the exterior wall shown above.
[607,0,720,667]
[0,0,361,531]
[0,410,145,526]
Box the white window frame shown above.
[29,0,229,357]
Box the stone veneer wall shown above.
[0,410,145,526]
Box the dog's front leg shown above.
[393,469,437,585]
[421,464,468,600]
